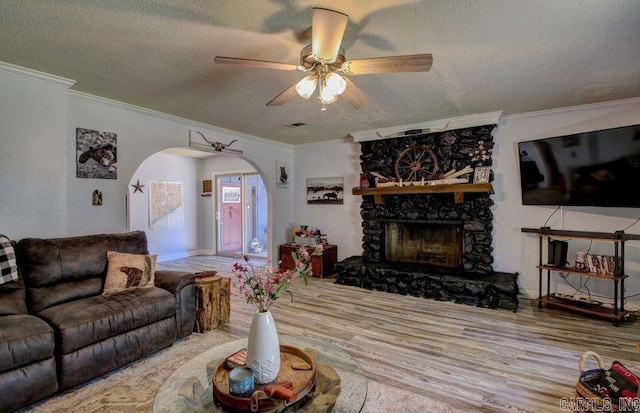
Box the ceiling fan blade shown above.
[214,56,299,71]
[266,83,299,106]
[312,8,348,62]
[341,77,372,109]
[341,54,433,75]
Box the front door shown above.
[218,177,242,255]
[216,174,268,257]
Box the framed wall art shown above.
[306,177,344,205]
[149,181,184,229]
[201,179,212,197]
[76,128,117,179]
[276,161,289,188]
[473,166,491,184]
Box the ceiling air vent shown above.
[285,122,307,128]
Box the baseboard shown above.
[157,249,214,262]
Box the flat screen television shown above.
[518,124,640,207]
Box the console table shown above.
[279,244,338,278]
[522,227,640,326]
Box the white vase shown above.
[247,310,281,384]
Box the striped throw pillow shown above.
[0,234,18,285]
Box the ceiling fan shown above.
[214,7,432,111]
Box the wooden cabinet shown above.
[279,244,338,278]
[522,227,640,326]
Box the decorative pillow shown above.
[103,251,157,294]
[0,234,18,285]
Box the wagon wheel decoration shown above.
[395,145,439,182]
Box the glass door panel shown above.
[244,174,267,258]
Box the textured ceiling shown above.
[1,0,639,145]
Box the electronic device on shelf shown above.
[547,239,568,267]
[551,293,603,308]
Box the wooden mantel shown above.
[352,183,493,204]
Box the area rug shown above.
[19,329,470,412]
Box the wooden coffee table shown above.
[153,335,367,412]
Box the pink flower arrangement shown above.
[232,244,324,313]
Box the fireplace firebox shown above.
[385,221,462,267]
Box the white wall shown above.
[0,65,73,238]
[294,98,640,307]
[65,92,294,261]
[128,153,199,258]
[293,139,363,260]
[0,62,294,264]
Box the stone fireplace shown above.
[335,125,519,310]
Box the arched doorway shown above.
[127,147,269,260]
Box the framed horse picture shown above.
[306,177,344,205]
[276,161,289,188]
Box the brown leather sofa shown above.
[0,231,195,411]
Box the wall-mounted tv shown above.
[518,124,640,207]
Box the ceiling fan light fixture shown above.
[295,75,318,99]
[325,72,346,96]
[319,86,338,104]
[320,94,337,105]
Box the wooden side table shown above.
[278,244,338,278]
[194,273,230,332]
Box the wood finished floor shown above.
[158,255,640,412]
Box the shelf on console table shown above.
[536,265,627,280]
[539,294,629,322]
[521,227,640,242]
[352,183,493,204]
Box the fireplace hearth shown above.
[335,125,519,311]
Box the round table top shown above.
[153,335,367,413]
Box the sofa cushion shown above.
[38,287,176,354]
[0,235,18,285]
[17,231,149,313]
[104,251,157,294]
[0,314,55,374]
[58,317,176,389]
[0,357,58,413]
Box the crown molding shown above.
[349,111,503,143]
[0,61,75,88]
[68,90,293,148]
[505,97,640,120]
